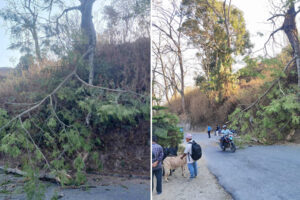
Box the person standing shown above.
[215,125,220,136]
[181,134,197,179]
[207,125,212,138]
[152,135,164,195]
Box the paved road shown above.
[0,172,150,200]
[189,132,300,200]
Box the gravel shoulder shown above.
[152,156,232,200]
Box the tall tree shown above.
[56,0,97,85]
[152,0,188,114]
[181,0,251,101]
[267,0,300,89]
[102,0,150,43]
[80,0,97,85]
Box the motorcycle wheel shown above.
[230,142,236,153]
[220,143,226,151]
[222,145,226,151]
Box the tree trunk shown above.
[160,58,171,105]
[79,0,96,125]
[178,48,185,114]
[80,0,97,85]
[223,0,231,49]
[31,27,42,62]
[282,3,300,88]
[180,90,185,114]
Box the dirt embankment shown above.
[96,120,150,177]
[152,157,232,200]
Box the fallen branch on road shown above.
[241,57,296,113]
[0,166,61,184]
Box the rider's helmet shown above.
[222,125,227,129]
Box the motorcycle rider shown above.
[220,125,233,148]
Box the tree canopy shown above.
[181,0,252,101]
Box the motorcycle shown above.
[220,134,236,153]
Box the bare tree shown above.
[80,0,97,85]
[153,33,172,105]
[152,0,187,113]
[56,0,97,85]
[266,0,300,88]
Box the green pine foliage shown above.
[229,53,300,143]
[0,39,150,189]
[152,106,183,147]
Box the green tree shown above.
[181,0,252,101]
[152,105,183,147]
[0,0,46,61]
[16,54,34,71]
[103,0,150,43]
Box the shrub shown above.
[152,106,183,147]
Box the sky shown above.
[232,0,300,59]
[0,0,109,68]
[0,0,299,68]
[153,0,300,87]
[0,1,18,68]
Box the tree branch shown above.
[153,69,180,93]
[49,95,71,128]
[241,57,296,112]
[56,5,81,33]
[267,14,285,21]
[0,70,75,133]
[264,26,283,56]
[19,117,51,169]
[0,165,61,184]
[74,73,144,97]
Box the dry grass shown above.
[0,59,66,112]
[168,74,270,127]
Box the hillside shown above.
[167,48,300,143]
[0,38,150,187]
[0,67,12,80]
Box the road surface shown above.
[0,172,150,200]
[191,132,300,200]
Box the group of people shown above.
[152,133,198,195]
[208,124,234,148]
[207,125,221,138]
[152,125,234,195]
[208,124,233,136]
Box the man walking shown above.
[207,125,212,138]
[181,134,197,179]
[152,135,164,195]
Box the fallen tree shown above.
[0,39,150,187]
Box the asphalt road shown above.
[0,172,150,200]
[190,132,300,200]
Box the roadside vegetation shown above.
[0,0,150,199]
[153,0,300,144]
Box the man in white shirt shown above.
[181,134,197,179]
